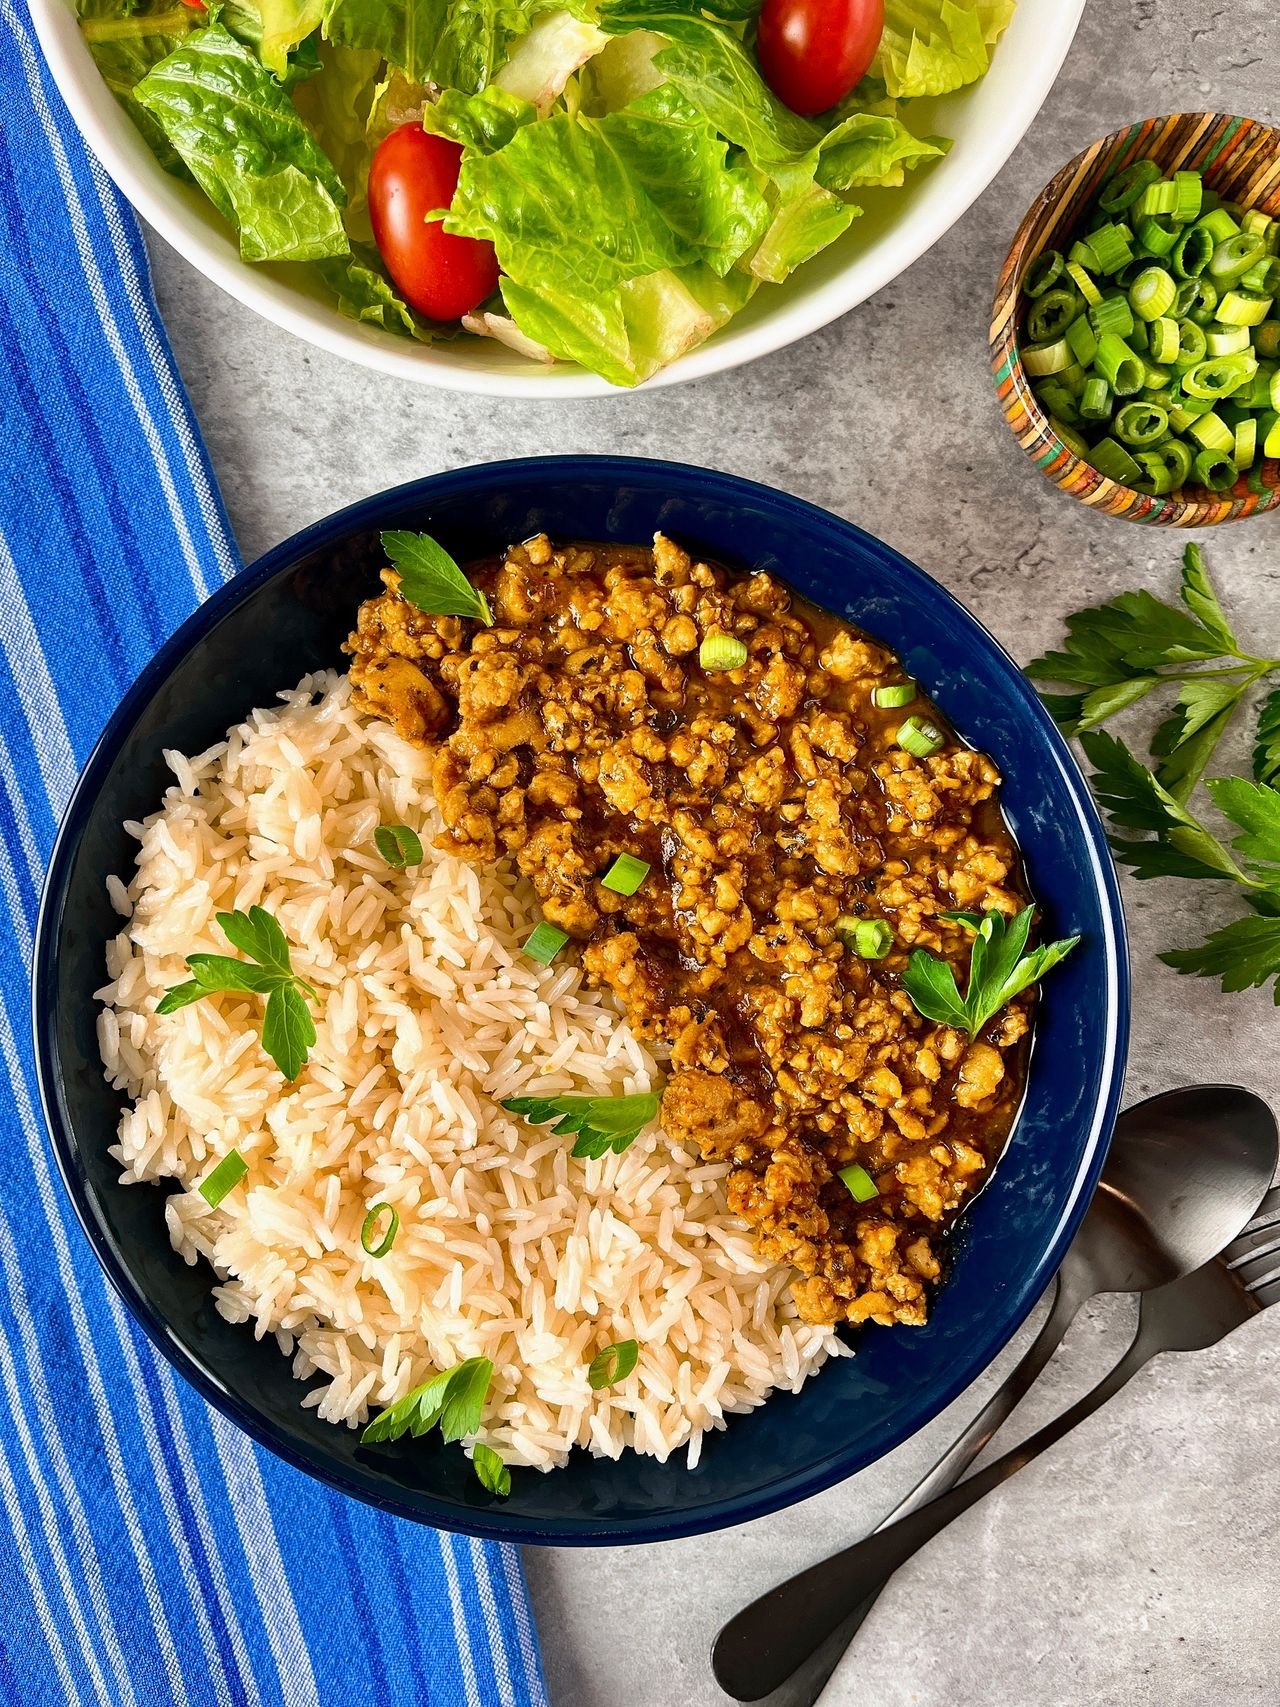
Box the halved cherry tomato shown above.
[367,125,499,323]
[757,0,884,117]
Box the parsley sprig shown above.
[382,530,492,625]
[501,1090,659,1159]
[158,907,316,1080]
[1029,544,1280,803]
[1032,547,1280,1000]
[361,1357,510,1497]
[901,907,1078,1037]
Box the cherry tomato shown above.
[178,0,206,10]
[367,125,499,323]
[757,0,884,117]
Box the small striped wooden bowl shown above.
[992,113,1280,525]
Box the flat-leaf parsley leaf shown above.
[157,906,316,1080]
[501,1090,659,1159]
[382,530,493,625]
[900,906,1079,1037]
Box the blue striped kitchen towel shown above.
[0,6,549,1704]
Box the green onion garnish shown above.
[872,682,916,709]
[699,631,747,672]
[587,1339,639,1390]
[375,824,423,869]
[522,921,569,964]
[896,716,944,759]
[837,1163,880,1203]
[199,1150,248,1209]
[1023,163,1280,498]
[360,1202,399,1257]
[601,854,650,896]
[837,917,893,959]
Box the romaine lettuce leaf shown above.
[76,0,199,172]
[816,109,948,192]
[248,0,326,76]
[875,0,1014,98]
[446,98,769,382]
[317,243,431,336]
[323,0,535,91]
[420,84,536,151]
[750,172,858,284]
[136,24,350,262]
[292,38,383,224]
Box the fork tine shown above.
[1233,1248,1280,1291]
[1226,1224,1280,1267]
[1249,1270,1280,1309]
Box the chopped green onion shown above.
[1242,208,1274,239]
[1135,179,1178,218]
[1114,401,1168,447]
[1140,358,1171,391]
[1234,416,1258,471]
[1171,277,1200,317]
[1027,288,1081,344]
[1088,436,1142,484]
[1036,379,1081,424]
[1149,317,1180,364]
[836,917,893,959]
[1217,289,1272,327]
[1065,314,1098,367]
[1172,223,1213,279]
[1023,337,1073,376]
[1129,266,1176,321]
[1050,417,1091,458]
[837,1162,880,1203]
[699,631,747,672]
[601,854,650,896]
[1172,320,1208,369]
[1057,361,1088,397]
[522,921,570,964]
[1181,353,1257,400]
[1173,171,1204,222]
[1080,376,1112,420]
[1240,257,1280,296]
[1131,437,1192,496]
[375,824,423,870]
[1095,332,1144,395]
[1135,215,1178,258]
[1209,232,1265,285]
[1065,262,1102,306]
[1192,447,1237,489]
[1187,278,1220,324]
[1206,323,1251,356]
[1198,207,1241,244]
[1085,221,1133,274]
[1264,412,1280,458]
[1022,249,1065,298]
[1098,159,1160,212]
[1254,321,1280,360]
[199,1150,248,1209]
[872,682,916,709]
[587,1339,638,1390]
[1188,411,1234,453]
[895,716,944,759]
[360,1202,399,1257]
[1089,294,1134,338]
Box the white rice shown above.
[97,671,845,1472]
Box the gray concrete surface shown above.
[147,2,1280,1702]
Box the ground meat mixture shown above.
[346,533,1032,1328]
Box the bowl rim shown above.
[26,0,1085,397]
[32,455,1130,1544]
[990,109,1280,525]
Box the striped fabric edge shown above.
[989,111,1280,526]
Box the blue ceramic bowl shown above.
[33,457,1128,1545]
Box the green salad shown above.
[79,0,1015,384]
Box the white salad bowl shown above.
[29,0,1084,396]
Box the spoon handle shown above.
[711,1328,1153,1704]
[713,1270,1088,1707]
